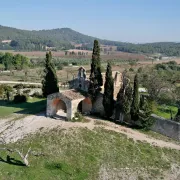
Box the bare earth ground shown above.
[0,112,180,150]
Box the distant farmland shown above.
[0,50,148,61]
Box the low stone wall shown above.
[151,114,180,141]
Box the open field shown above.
[0,50,148,60]
[0,98,46,119]
[153,104,178,119]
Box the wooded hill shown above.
[0,25,180,56]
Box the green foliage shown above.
[57,64,64,70]
[138,97,154,130]
[152,104,178,119]
[174,108,180,122]
[116,73,132,119]
[0,98,46,118]
[140,69,170,101]
[129,60,137,67]
[72,112,85,122]
[0,63,5,70]
[62,62,68,66]
[0,128,179,179]
[13,84,24,89]
[117,42,180,56]
[131,74,140,121]
[1,25,180,55]
[88,40,103,99]
[42,52,59,97]
[0,84,13,100]
[103,62,114,118]
[0,52,29,70]
[155,61,180,71]
[13,94,27,103]
[2,52,14,70]
[129,67,134,72]
[137,67,143,73]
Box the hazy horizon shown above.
[1,0,180,43]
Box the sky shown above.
[0,0,180,43]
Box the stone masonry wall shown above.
[82,97,92,113]
[92,93,105,116]
[151,114,180,141]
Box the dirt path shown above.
[0,81,41,85]
[0,113,180,150]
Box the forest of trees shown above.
[117,42,180,56]
[0,25,180,56]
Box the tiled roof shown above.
[61,89,85,100]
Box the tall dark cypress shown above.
[42,51,59,97]
[88,40,103,98]
[130,74,140,121]
[175,107,180,122]
[116,73,132,122]
[103,62,114,118]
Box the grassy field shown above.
[153,104,178,119]
[140,130,180,146]
[0,128,179,179]
[0,98,46,119]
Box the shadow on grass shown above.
[0,155,26,167]
[88,114,145,131]
[0,99,46,116]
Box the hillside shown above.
[0,113,180,179]
[0,25,125,51]
[0,25,180,56]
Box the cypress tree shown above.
[130,74,140,121]
[103,62,114,118]
[175,107,180,122]
[116,73,132,122]
[88,40,103,98]
[42,51,59,97]
[138,97,153,129]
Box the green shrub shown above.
[72,112,84,122]
[62,62,68,66]
[72,62,78,65]
[28,84,41,88]
[158,93,174,105]
[100,66,106,73]
[13,84,24,89]
[23,89,31,94]
[137,67,143,73]
[129,68,134,72]
[57,64,63,70]
[31,92,43,98]
[13,94,27,103]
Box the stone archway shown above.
[53,98,67,120]
[46,90,87,120]
[77,97,92,114]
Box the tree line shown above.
[117,42,180,56]
[1,25,180,56]
[0,52,29,70]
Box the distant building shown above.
[1,40,12,44]
[45,46,56,51]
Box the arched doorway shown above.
[52,98,67,120]
[77,97,92,114]
[77,100,83,112]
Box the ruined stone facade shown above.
[69,67,89,91]
[69,67,122,99]
[47,68,122,120]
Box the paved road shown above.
[0,81,41,85]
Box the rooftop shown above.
[61,89,85,100]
